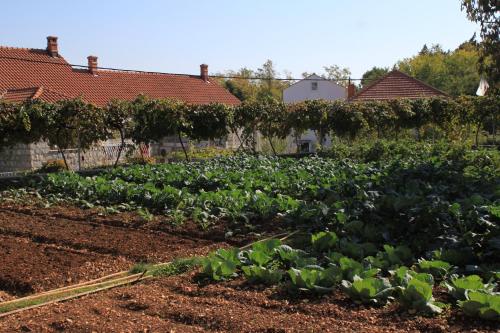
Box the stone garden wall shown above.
[0,143,33,173]
[0,133,239,174]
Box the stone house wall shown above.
[0,133,240,174]
[0,143,33,173]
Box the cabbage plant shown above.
[396,277,444,314]
[242,265,283,285]
[288,265,342,293]
[442,275,496,300]
[458,291,500,321]
[341,277,395,305]
[201,248,241,281]
[417,259,452,279]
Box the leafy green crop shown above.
[2,143,500,323]
[201,248,240,281]
[288,265,342,293]
[338,257,380,282]
[390,266,434,287]
[417,259,452,279]
[311,231,338,253]
[338,239,378,261]
[242,265,283,285]
[275,245,316,268]
[341,277,395,305]
[12,143,497,270]
[396,277,444,314]
[378,244,413,269]
[458,291,500,321]
[442,275,496,300]
[242,239,282,266]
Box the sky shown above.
[0,0,480,80]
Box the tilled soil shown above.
[0,204,233,298]
[0,204,498,332]
[0,207,220,262]
[1,271,498,333]
[0,234,129,296]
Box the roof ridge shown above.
[349,70,394,101]
[0,45,47,52]
[393,70,449,96]
[93,68,201,79]
[349,69,448,101]
[285,74,347,91]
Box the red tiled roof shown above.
[0,86,71,103]
[1,87,41,102]
[0,45,241,106]
[349,70,448,101]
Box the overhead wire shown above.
[0,55,362,81]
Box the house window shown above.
[311,82,318,91]
[298,140,311,153]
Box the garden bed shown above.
[0,204,239,299]
[0,271,497,332]
[0,145,498,331]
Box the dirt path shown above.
[1,271,497,333]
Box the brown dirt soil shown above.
[1,272,498,333]
[0,292,13,303]
[0,204,497,332]
[0,234,129,296]
[0,203,276,246]
[0,204,236,297]
[0,206,223,262]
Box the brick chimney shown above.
[347,83,356,99]
[87,56,98,75]
[46,36,58,57]
[200,64,209,82]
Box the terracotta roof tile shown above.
[0,46,240,106]
[1,87,40,102]
[1,86,83,103]
[350,70,448,101]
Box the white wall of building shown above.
[283,74,346,103]
[283,74,346,153]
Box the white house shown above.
[283,74,347,152]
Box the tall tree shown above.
[360,67,389,88]
[256,60,292,100]
[301,65,352,87]
[216,68,258,102]
[322,65,352,87]
[216,60,291,102]
[397,43,481,96]
[461,0,500,87]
